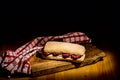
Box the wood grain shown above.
[0,44,119,80]
[30,44,106,77]
[0,51,117,80]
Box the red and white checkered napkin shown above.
[0,32,91,75]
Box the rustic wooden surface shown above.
[30,44,106,77]
[0,44,119,80]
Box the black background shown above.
[0,16,112,46]
[0,1,118,53]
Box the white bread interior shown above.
[44,41,86,55]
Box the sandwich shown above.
[41,41,86,63]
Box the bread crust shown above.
[44,41,86,55]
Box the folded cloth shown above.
[0,32,91,76]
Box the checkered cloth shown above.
[0,32,91,75]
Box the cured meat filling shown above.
[43,52,82,60]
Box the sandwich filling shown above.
[43,52,82,60]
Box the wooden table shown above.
[0,44,119,80]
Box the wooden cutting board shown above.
[30,44,106,77]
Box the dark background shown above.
[0,16,112,46]
[0,1,118,54]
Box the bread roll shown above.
[42,41,86,63]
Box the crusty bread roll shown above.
[42,41,86,63]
